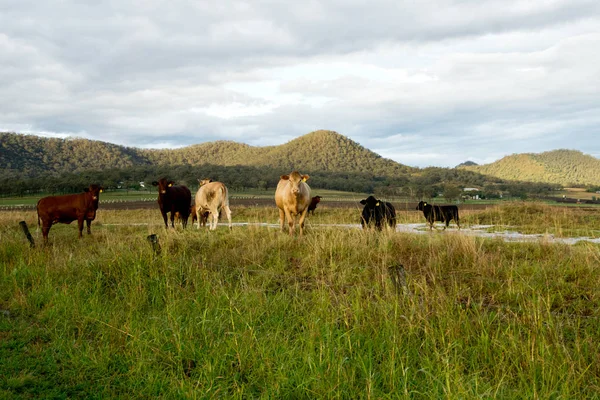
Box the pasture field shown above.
[1,204,600,398]
[0,188,374,207]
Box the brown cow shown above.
[194,179,232,230]
[275,171,311,235]
[307,195,322,215]
[189,203,209,227]
[176,206,209,226]
[152,178,192,228]
[36,184,104,242]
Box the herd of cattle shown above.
[34,171,460,241]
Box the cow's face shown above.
[360,196,381,228]
[152,178,174,195]
[84,184,104,200]
[360,196,379,209]
[281,171,309,196]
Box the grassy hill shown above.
[1,130,413,178]
[459,150,600,186]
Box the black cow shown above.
[360,196,396,230]
[416,201,460,230]
[307,195,322,215]
[152,178,192,228]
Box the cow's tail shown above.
[36,200,40,228]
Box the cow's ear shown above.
[168,181,174,187]
[152,181,158,186]
[376,202,380,206]
[423,202,427,206]
[99,188,103,193]
[302,175,309,182]
[360,199,367,205]
[280,175,289,180]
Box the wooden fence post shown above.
[19,221,35,248]
[388,263,409,295]
[146,234,161,256]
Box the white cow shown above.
[194,179,232,230]
[275,171,311,235]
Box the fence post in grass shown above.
[146,234,161,256]
[19,221,35,248]
[388,263,409,295]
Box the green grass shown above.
[1,206,600,398]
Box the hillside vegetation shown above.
[460,150,600,186]
[0,132,147,176]
[1,130,413,178]
[0,131,563,198]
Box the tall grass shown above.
[1,205,599,398]
[462,202,600,238]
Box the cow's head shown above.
[84,184,104,200]
[199,178,213,186]
[152,178,174,195]
[281,171,309,195]
[313,195,322,203]
[360,195,380,209]
[416,201,427,210]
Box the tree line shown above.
[0,164,561,201]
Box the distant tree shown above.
[443,184,462,202]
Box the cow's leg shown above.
[278,209,286,232]
[86,219,92,235]
[77,217,84,238]
[196,207,202,229]
[41,220,51,243]
[181,211,188,229]
[285,209,295,235]
[169,209,175,228]
[223,205,232,230]
[210,207,219,230]
[298,208,309,236]
[456,217,460,230]
[161,210,169,229]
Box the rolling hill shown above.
[0,130,414,178]
[2,131,598,188]
[459,150,600,186]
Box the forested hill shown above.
[142,130,414,176]
[459,150,600,186]
[0,130,414,177]
[0,132,149,176]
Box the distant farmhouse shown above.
[463,187,480,200]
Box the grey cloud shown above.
[0,1,599,168]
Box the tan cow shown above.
[194,179,232,230]
[275,171,311,235]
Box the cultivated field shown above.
[1,203,599,398]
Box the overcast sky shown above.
[1,0,599,168]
